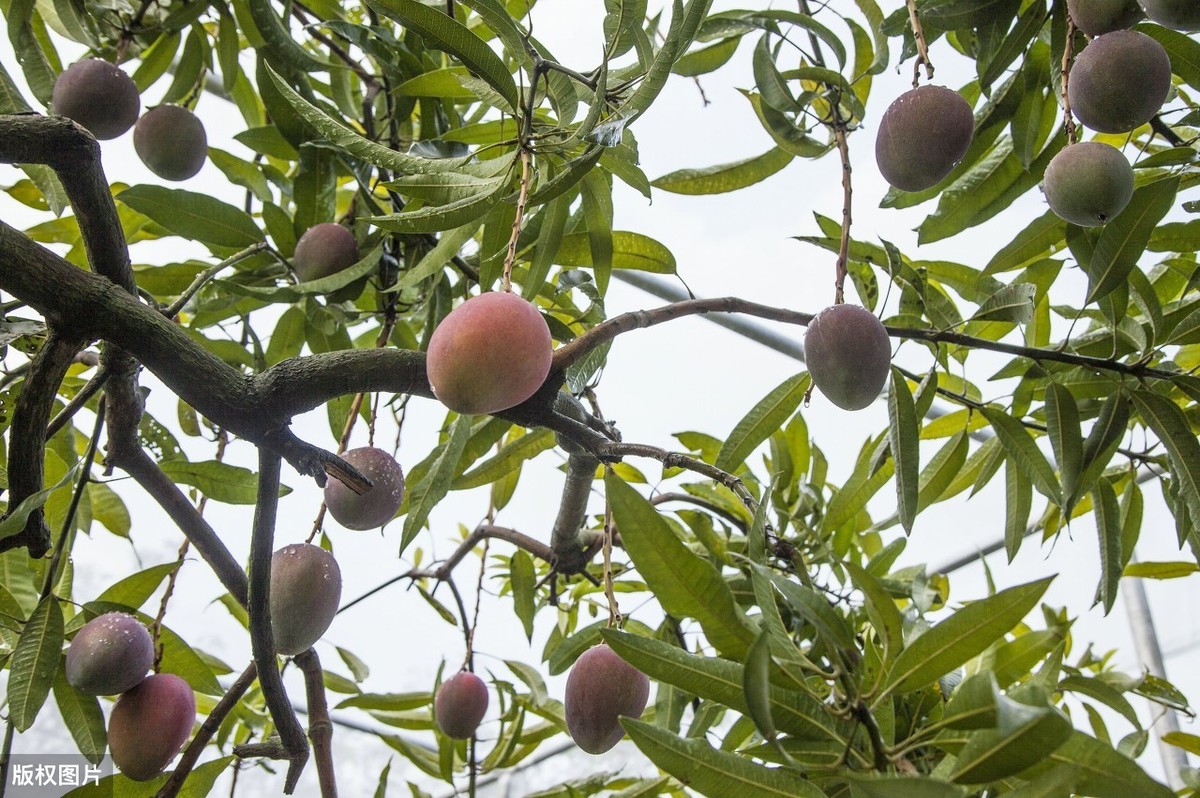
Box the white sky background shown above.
[2,1,1199,795]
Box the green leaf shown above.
[981,407,1060,502]
[7,0,56,106]
[950,698,1073,784]
[402,416,472,555]
[1085,177,1178,304]
[52,664,106,763]
[841,774,966,798]
[1123,561,1200,579]
[365,0,519,111]
[264,64,473,174]
[1163,731,1200,756]
[86,481,130,538]
[606,474,756,658]
[365,176,511,234]
[1091,479,1122,614]
[1130,390,1200,531]
[652,147,793,195]
[82,602,221,695]
[1044,382,1082,509]
[1072,391,1129,510]
[844,561,903,661]
[511,549,536,642]
[554,231,676,274]
[883,576,1053,696]
[623,719,826,798]
[742,630,777,743]
[117,185,265,249]
[8,595,64,731]
[672,35,741,76]
[159,460,291,505]
[971,282,1036,323]
[1004,460,1032,562]
[94,562,180,610]
[715,372,809,473]
[452,429,555,489]
[888,369,919,534]
[622,0,712,123]
[985,211,1067,274]
[0,462,79,543]
[1047,732,1174,798]
[602,629,850,743]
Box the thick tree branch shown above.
[247,450,309,792]
[294,650,337,798]
[115,448,249,606]
[0,115,132,291]
[2,330,87,556]
[550,452,602,574]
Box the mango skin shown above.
[565,644,650,755]
[324,447,406,530]
[109,673,195,781]
[65,612,154,696]
[51,59,140,140]
[1139,0,1200,30]
[293,223,359,282]
[426,292,553,415]
[134,105,207,181]
[805,305,892,411]
[1043,142,1134,227]
[1069,30,1171,133]
[875,86,974,192]
[434,671,489,739]
[1067,0,1143,35]
[270,543,342,655]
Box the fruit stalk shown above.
[502,147,533,293]
[1061,12,1078,145]
[905,0,935,86]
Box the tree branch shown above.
[157,662,258,798]
[2,330,87,556]
[247,449,309,792]
[294,650,338,798]
[549,452,602,574]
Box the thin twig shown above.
[40,397,104,599]
[602,487,621,627]
[163,243,270,318]
[337,524,553,615]
[550,296,1185,384]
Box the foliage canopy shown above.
[0,0,1198,795]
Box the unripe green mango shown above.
[1043,142,1134,227]
[134,105,208,181]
